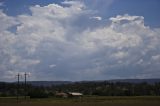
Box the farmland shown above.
[1,81,160,106]
[0,96,160,106]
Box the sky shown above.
[0,0,160,81]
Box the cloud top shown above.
[0,1,160,81]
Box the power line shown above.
[16,73,22,103]
[24,72,29,100]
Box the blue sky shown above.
[0,0,160,81]
[1,0,160,27]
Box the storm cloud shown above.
[0,1,160,81]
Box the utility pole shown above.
[24,72,29,100]
[16,73,21,103]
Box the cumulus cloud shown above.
[49,64,56,68]
[110,14,144,23]
[151,55,160,62]
[0,10,18,31]
[111,51,128,59]
[0,1,160,81]
[90,16,102,20]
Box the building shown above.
[55,92,68,98]
[68,92,83,97]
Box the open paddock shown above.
[1,96,160,106]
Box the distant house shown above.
[68,92,83,97]
[55,91,83,98]
[55,92,68,98]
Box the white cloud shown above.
[110,14,144,24]
[90,16,102,20]
[62,0,84,8]
[79,23,142,52]
[49,64,56,68]
[0,10,19,31]
[112,51,128,59]
[137,59,143,65]
[0,1,160,81]
[151,55,160,61]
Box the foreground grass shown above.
[0,96,160,106]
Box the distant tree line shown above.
[0,81,160,98]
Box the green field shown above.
[0,96,160,106]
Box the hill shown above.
[25,78,160,86]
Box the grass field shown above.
[0,96,160,106]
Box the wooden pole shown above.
[16,73,20,103]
